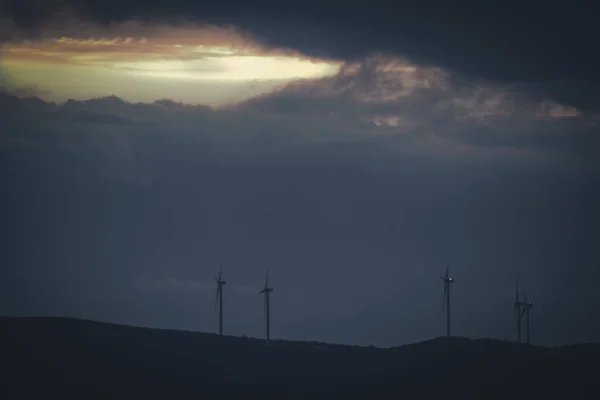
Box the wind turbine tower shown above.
[514,282,525,343]
[440,266,454,337]
[259,269,274,342]
[215,265,226,336]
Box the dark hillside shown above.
[1,317,598,399]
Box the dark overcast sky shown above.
[1,0,599,347]
[5,1,599,76]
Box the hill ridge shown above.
[0,315,560,349]
[1,315,598,399]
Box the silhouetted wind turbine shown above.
[521,291,533,345]
[514,281,525,343]
[440,266,454,337]
[214,265,226,336]
[259,269,274,342]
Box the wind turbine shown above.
[521,291,533,345]
[214,265,226,336]
[514,281,525,343]
[259,269,274,342]
[440,266,454,337]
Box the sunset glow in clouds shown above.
[1,22,343,106]
[0,14,591,138]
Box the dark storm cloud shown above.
[3,0,600,111]
[1,53,597,186]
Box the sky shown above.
[1,0,599,347]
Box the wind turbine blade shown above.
[442,284,447,310]
[215,284,220,311]
[513,281,518,315]
[218,265,223,281]
[265,269,269,289]
[445,265,449,279]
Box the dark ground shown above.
[1,316,598,399]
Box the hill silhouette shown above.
[1,316,597,399]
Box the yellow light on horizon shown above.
[0,35,342,106]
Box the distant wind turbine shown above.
[514,281,525,343]
[521,291,533,345]
[259,269,274,342]
[440,266,454,337]
[214,265,226,336]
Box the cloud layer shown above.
[2,50,596,174]
[0,14,342,105]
